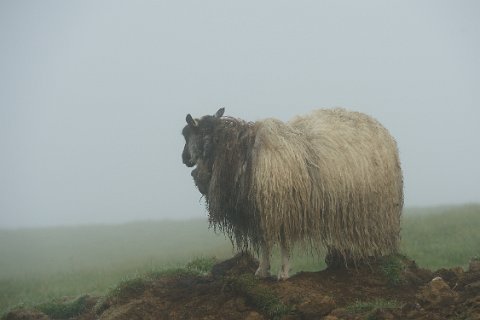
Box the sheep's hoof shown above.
[277,270,290,281]
[255,267,271,278]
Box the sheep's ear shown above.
[186,114,197,127]
[214,108,225,118]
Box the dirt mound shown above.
[4,255,480,320]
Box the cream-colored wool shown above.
[250,109,403,262]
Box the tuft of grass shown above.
[95,258,214,315]
[346,298,401,317]
[107,277,148,301]
[148,257,217,280]
[379,254,407,286]
[225,274,292,319]
[94,275,149,315]
[35,295,89,319]
[147,267,197,280]
[185,256,217,275]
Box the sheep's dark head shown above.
[181,107,225,168]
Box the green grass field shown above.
[1,204,479,316]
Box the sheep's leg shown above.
[277,243,291,280]
[255,244,271,278]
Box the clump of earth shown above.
[4,254,480,320]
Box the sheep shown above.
[181,108,403,280]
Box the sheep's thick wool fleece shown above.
[208,108,403,263]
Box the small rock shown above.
[434,268,462,287]
[416,276,459,307]
[245,311,264,320]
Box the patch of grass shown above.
[0,220,232,316]
[379,254,407,286]
[108,277,149,301]
[402,204,480,269]
[147,257,217,280]
[185,256,217,275]
[35,295,89,319]
[94,275,150,315]
[0,271,116,318]
[147,267,198,280]
[95,260,210,315]
[1,204,479,316]
[346,298,401,318]
[226,274,292,319]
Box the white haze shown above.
[0,0,479,228]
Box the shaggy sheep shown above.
[182,108,403,280]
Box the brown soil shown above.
[4,254,480,320]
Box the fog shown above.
[1,1,479,228]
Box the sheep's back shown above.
[252,108,403,259]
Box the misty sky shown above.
[1,1,479,228]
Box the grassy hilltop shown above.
[1,204,479,316]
